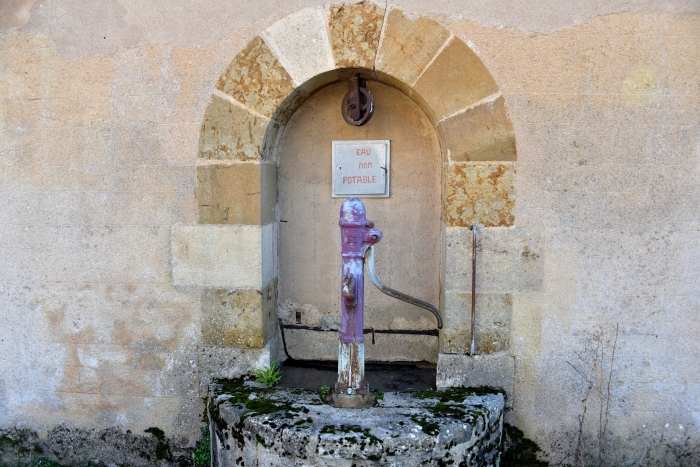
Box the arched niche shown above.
[172,2,517,371]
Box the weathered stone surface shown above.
[201,288,266,347]
[441,95,516,162]
[262,8,334,86]
[0,426,196,467]
[445,227,544,293]
[414,38,500,120]
[437,353,515,408]
[442,292,513,355]
[198,340,283,381]
[375,9,451,86]
[197,163,275,226]
[445,163,515,227]
[327,1,385,69]
[198,93,268,161]
[211,382,504,466]
[216,36,294,118]
[171,225,262,289]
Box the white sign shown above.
[332,140,390,198]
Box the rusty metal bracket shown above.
[341,75,374,126]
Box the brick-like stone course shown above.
[327,2,385,69]
[445,163,515,227]
[262,8,335,87]
[216,36,295,118]
[375,9,451,86]
[441,95,517,162]
[198,94,268,161]
[414,38,500,120]
[196,163,275,226]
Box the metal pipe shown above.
[470,225,477,356]
[279,322,439,336]
[365,245,443,329]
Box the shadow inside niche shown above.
[277,359,436,392]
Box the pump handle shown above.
[364,245,443,329]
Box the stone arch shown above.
[173,2,517,368]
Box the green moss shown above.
[209,378,309,451]
[254,435,268,448]
[144,427,172,461]
[501,424,549,467]
[413,386,505,403]
[374,391,384,401]
[191,427,211,467]
[411,414,441,436]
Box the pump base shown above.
[328,388,375,408]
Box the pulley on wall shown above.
[341,75,374,126]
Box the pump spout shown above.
[365,245,443,329]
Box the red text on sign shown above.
[342,175,377,184]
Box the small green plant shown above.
[319,382,331,399]
[254,361,282,388]
[191,426,211,467]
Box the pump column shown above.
[332,198,382,408]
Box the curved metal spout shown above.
[364,245,443,329]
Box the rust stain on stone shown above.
[445,162,515,227]
[328,2,385,69]
[441,329,471,354]
[216,36,294,118]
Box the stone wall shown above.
[0,1,698,465]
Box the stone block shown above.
[375,9,451,86]
[171,225,262,289]
[327,1,385,68]
[414,38,499,120]
[441,96,516,162]
[197,342,279,381]
[510,293,543,359]
[442,292,513,355]
[200,288,266,348]
[445,162,515,227]
[437,352,515,406]
[445,227,544,293]
[262,8,334,87]
[216,36,294,118]
[197,163,274,226]
[198,93,268,161]
[211,383,504,466]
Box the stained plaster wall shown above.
[0,1,699,465]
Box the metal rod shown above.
[470,225,477,356]
[279,323,439,336]
[365,245,443,329]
